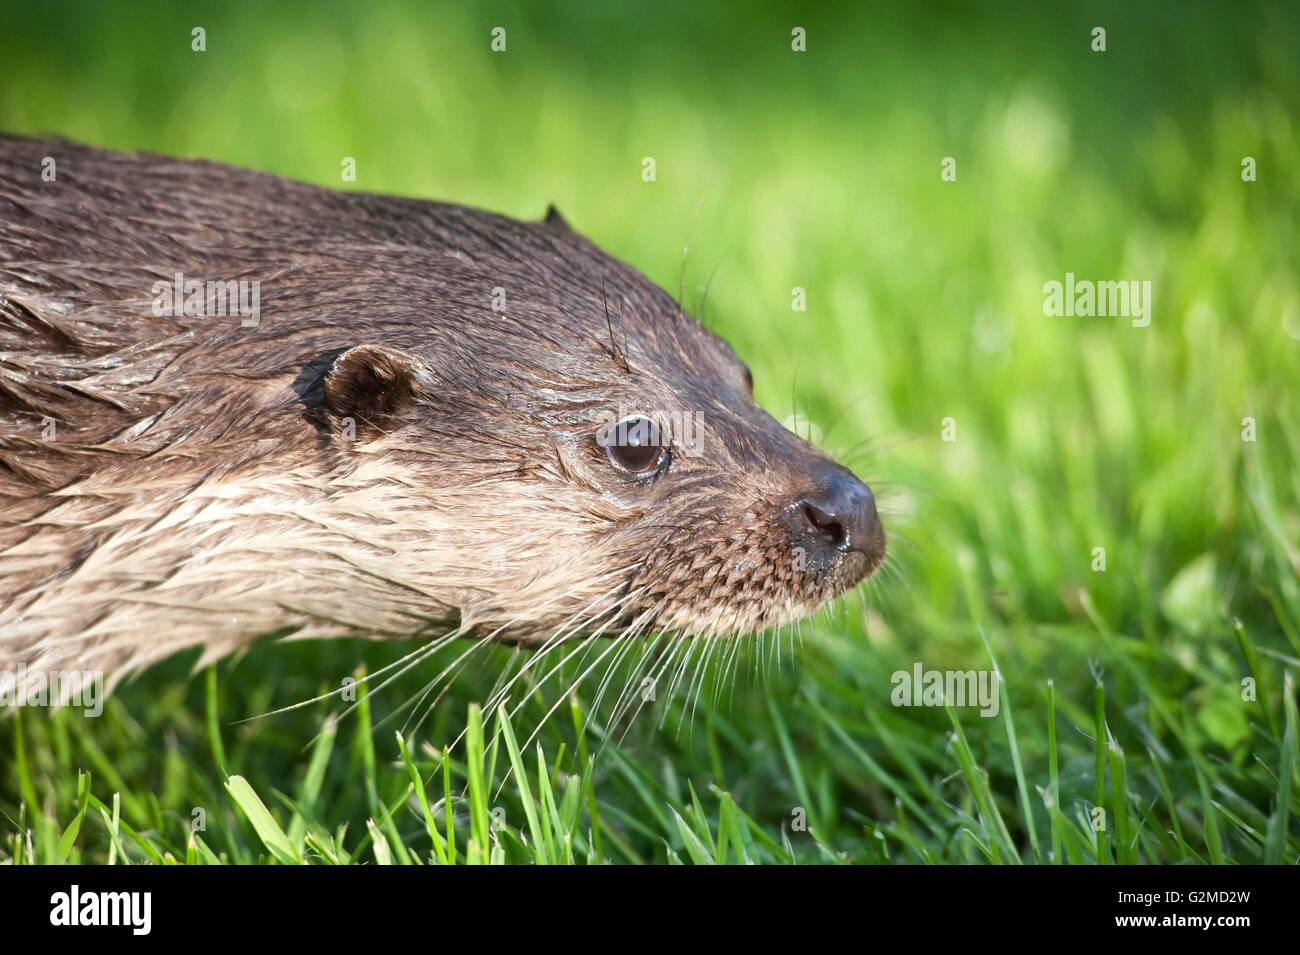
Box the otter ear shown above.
[544,204,573,231]
[320,344,421,437]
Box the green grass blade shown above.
[1265,672,1297,864]
[225,774,300,864]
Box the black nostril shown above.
[796,468,882,556]
[801,500,847,550]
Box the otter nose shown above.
[796,467,882,556]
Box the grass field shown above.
[2,1,1298,863]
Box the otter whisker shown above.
[327,629,483,735]
[607,630,691,750]
[659,631,704,729]
[837,431,929,466]
[499,617,667,800]
[411,581,639,745]
[541,594,650,693]
[583,602,672,727]
[600,632,664,730]
[676,180,713,318]
[716,628,745,707]
[826,426,896,462]
[682,642,714,736]
[599,624,677,738]
[383,592,612,740]
[816,396,881,449]
[647,634,691,723]
[484,609,656,806]
[685,631,720,731]
[452,583,652,797]
[759,628,780,680]
[388,638,499,739]
[763,625,778,682]
[513,620,653,756]
[586,634,647,719]
[598,271,631,373]
[237,623,471,725]
[695,244,736,329]
[608,628,712,748]
[381,576,635,744]
[477,583,650,729]
[685,629,730,736]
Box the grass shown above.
[2,0,1299,863]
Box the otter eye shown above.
[600,415,669,476]
[742,365,754,392]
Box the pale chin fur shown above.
[1,444,860,702]
[0,452,587,695]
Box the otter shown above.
[0,134,884,701]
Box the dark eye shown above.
[600,415,669,476]
[741,365,754,392]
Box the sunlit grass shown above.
[1,0,1298,863]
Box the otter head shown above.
[306,206,884,646]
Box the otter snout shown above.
[788,463,886,580]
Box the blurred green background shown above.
[2,1,1298,863]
